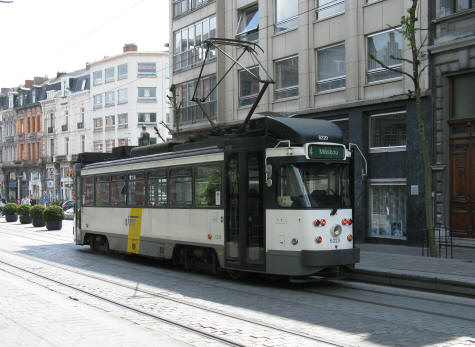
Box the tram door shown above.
[225,151,265,270]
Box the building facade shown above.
[430,1,475,238]
[88,44,170,153]
[170,0,432,244]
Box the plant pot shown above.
[32,218,46,227]
[19,215,32,224]
[5,214,18,222]
[46,220,62,230]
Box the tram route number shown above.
[330,238,340,244]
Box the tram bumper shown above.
[301,248,360,267]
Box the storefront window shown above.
[369,181,407,239]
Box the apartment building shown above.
[430,0,475,238]
[40,70,90,201]
[170,0,432,244]
[88,44,170,154]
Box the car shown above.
[62,200,74,210]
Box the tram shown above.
[73,115,359,277]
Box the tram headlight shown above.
[332,225,342,237]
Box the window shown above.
[93,117,103,130]
[239,67,260,107]
[236,5,259,41]
[105,91,115,106]
[195,165,222,207]
[93,71,102,86]
[105,115,115,128]
[275,0,298,33]
[453,74,475,119]
[95,176,110,206]
[65,137,69,155]
[118,138,128,146]
[274,55,299,99]
[138,63,156,76]
[118,88,128,104]
[369,180,407,240]
[276,163,351,208]
[138,113,156,123]
[172,0,212,18]
[110,175,127,207]
[176,75,217,125]
[118,64,128,79]
[118,113,128,128]
[93,94,103,109]
[128,173,145,206]
[105,67,114,83]
[317,43,346,92]
[81,135,85,152]
[170,167,192,206]
[148,170,167,207]
[316,0,345,20]
[138,87,156,100]
[173,15,216,71]
[82,176,94,205]
[367,28,402,83]
[437,0,475,17]
[80,107,85,123]
[94,141,103,152]
[370,111,406,150]
[105,139,115,153]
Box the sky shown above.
[0,0,170,88]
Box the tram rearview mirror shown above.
[265,164,272,187]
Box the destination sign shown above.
[307,144,345,160]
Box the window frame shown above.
[367,27,403,84]
[369,111,407,152]
[239,66,260,107]
[105,67,115,83]
[138,87,157,101]
[118,63,128,80]
[236,4,259,41]
[137,62,157,77]
[274,0,298,34]
[93,71,103,86]
[315,0,345,21]
[316,42,346,93]
[274,55,299,100]
[194,164,223,208]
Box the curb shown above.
[347,269,475,297]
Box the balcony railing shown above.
[48,126,54,134]
[77,122,84,129]
[61,124,68,132]
[179,100,217,127]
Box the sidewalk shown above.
[353,243,475,297]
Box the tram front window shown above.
[277,163,351,208]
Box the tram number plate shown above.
[330,238,340,244]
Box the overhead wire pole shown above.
[191,38,274,135]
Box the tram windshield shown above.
[276,163,351,208]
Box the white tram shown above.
[73,116,360,277]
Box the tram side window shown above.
[169,168,192,207]
[96,175,110,206]
[128,173,145,206]
[82,176,94,206]
[110,175,127,207]
[195,165,222,207]
[148,170,167,207]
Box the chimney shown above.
[25,80,34,88]
[123,43,138,53]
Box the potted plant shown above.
[3,203,18,222]
[30,204,46,227]
[17,204,32,224]
[42,205,65,230]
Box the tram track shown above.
[3,225,475,325]
[0,249,346,347]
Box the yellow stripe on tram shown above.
[127,208,143,254]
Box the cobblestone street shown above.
[1,219,474,346]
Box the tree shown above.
[369,0,435,255]
[166,84,182,135]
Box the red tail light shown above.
[314,219,321,226]
[348,219,353,225]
